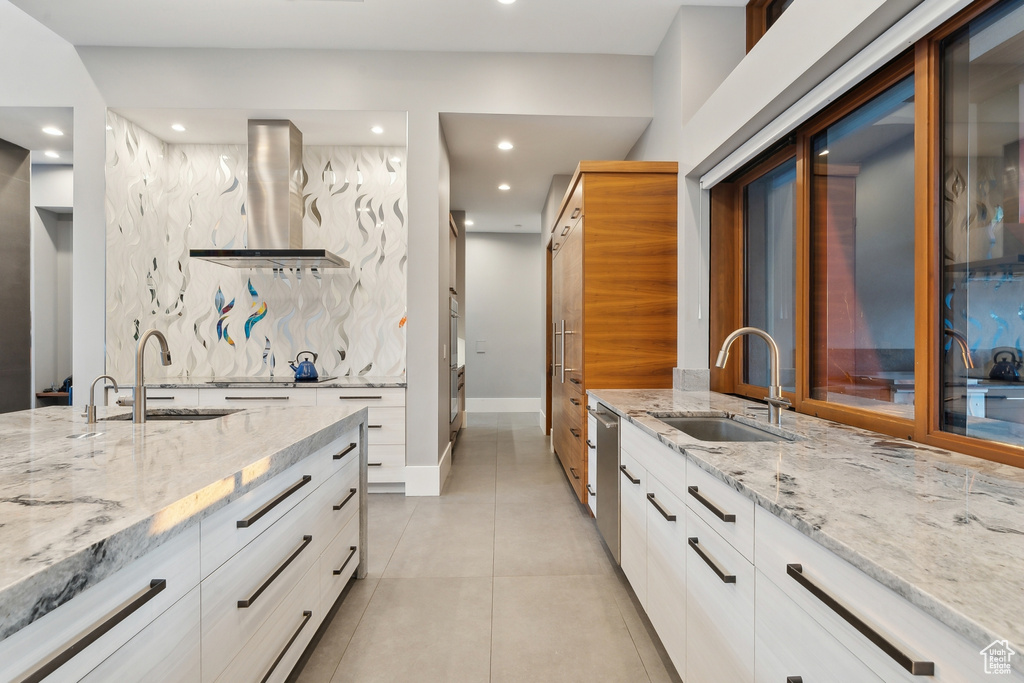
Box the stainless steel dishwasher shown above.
[592,404,620,563]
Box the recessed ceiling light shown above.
[371,126,384,135]
[498,183,511,191]
[498,141,514,151]
[171,123,186,132]
[44,151,60,159]
[498,0,516,4]
[42,126,63,136]
[465,220,474,226]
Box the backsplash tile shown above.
[105,112,407,382]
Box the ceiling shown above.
[10,0,744,54]
[0,107,74,165]
[442,113,651,233]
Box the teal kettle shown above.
[290,351,319,382]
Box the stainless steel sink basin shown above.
[649,414,786,442]
[101,409,240,422]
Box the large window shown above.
[940,0,1024,448]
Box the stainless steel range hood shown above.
[190,119,350,269]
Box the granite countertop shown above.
[144,375,406,388]
[0,404,366,641]
[590,388,1024,671]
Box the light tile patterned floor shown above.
[294,413,680,683]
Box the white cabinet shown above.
[686,459,754,562]
[685,508,754,683]
[317,387,406,488]
[754,570,882,683]
[618,447,648,608]
[198,387,317,407]
[106,386,201,408]
[645,474,687,674]
[586,411,598,517]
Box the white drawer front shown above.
[316,386,405,407]
[685,459,754,563]
[0,525,200,683]
[620,419,686,498]
[198,388,317,407]
[755,506,1003,682]
[686,508,755,683]
[320,512,360,614]
[366,406,405,444]
[645,474,688,675]
[107,387,201,408]
[367,444,406,484]
[214,562,320,683]
[754,570,882,683]
[201,485,324,683]
[619,448,648,608]
[586,416,597,517]
[82,586,202,683]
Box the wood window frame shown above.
[746,0,791,52]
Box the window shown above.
[808,76,916,418]
[746,0,795,52]
[940,0,1024,448]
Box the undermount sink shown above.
[648,414,788,443]
[101,409,240,422]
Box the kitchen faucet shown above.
[943,328,975,370]
[715,326,791,426]
[134,329,172,424]
[84,375,119,424]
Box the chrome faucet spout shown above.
[134,329,172,424]
[85,375,119,424]
[943,328,974,370]
[715,326,789,425]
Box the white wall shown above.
[465,232,543,413]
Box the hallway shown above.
[294,412,678,683]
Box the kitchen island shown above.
[591,388,1024,680]
[0,403,368,682]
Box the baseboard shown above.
[404,441,452,496]
[539,409,546,432]
[466,397,540,413]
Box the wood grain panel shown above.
[710,182,738,394]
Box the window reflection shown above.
[941,0,1024,447]
[743,159,796,392]
[810,76,916,418]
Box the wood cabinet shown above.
[549,161,677,505]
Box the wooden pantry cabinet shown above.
[548,161,677,505]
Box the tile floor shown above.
[293,412,680,683]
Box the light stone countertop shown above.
[589,388,1024,672]
[0,404,366,641]
[143,375,406,388]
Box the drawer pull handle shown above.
[333,442,358,460]
[238,535,313,609]
[569,377,582,385]
[561,225,570,236]
[368,424,383,429]
[570,428,581,439]
[368,462,383,467]
[225,395,291,401]
[236,475,312,529]
[340,395,382,400]
[333,546,358,576]
[571,207,581,219]
[688,537,735,584]
[787,678,803,683]
[587,484,596,496]
[646,492,676,521]
[586,439,596,449]
[786,564,934,676]
[570,467,581,480]
[570,397,580,406]
[14,579,167,683]
[687,486,736,523]
[260,609,313,683]
[334,487,358,511]
[147,396,175,401]
[619,465,640,485]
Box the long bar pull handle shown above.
[586,439,596,449]
[619,465,640,485]
[225,396,290,401]
[569,467,581,480]
[14,579,167,683]
[587,484,596,496]
[146,396,176,401]
[560,320,566,384]
[786,564,934,675]
[569,378,582,386]
[368,424,383,429]
[333,546,358,576]
[238,535,313,608]
[646,493,676,521]
[333,487,358,511]
[687,486,736,523]
[570,428,581,438]
[688,537,736,584]
[259,610,313,683]
[237,475,312,528]
[333,442,357,460]
[339,395,383,400]
[368,462,383,467]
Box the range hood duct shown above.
[190,119,350,269]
